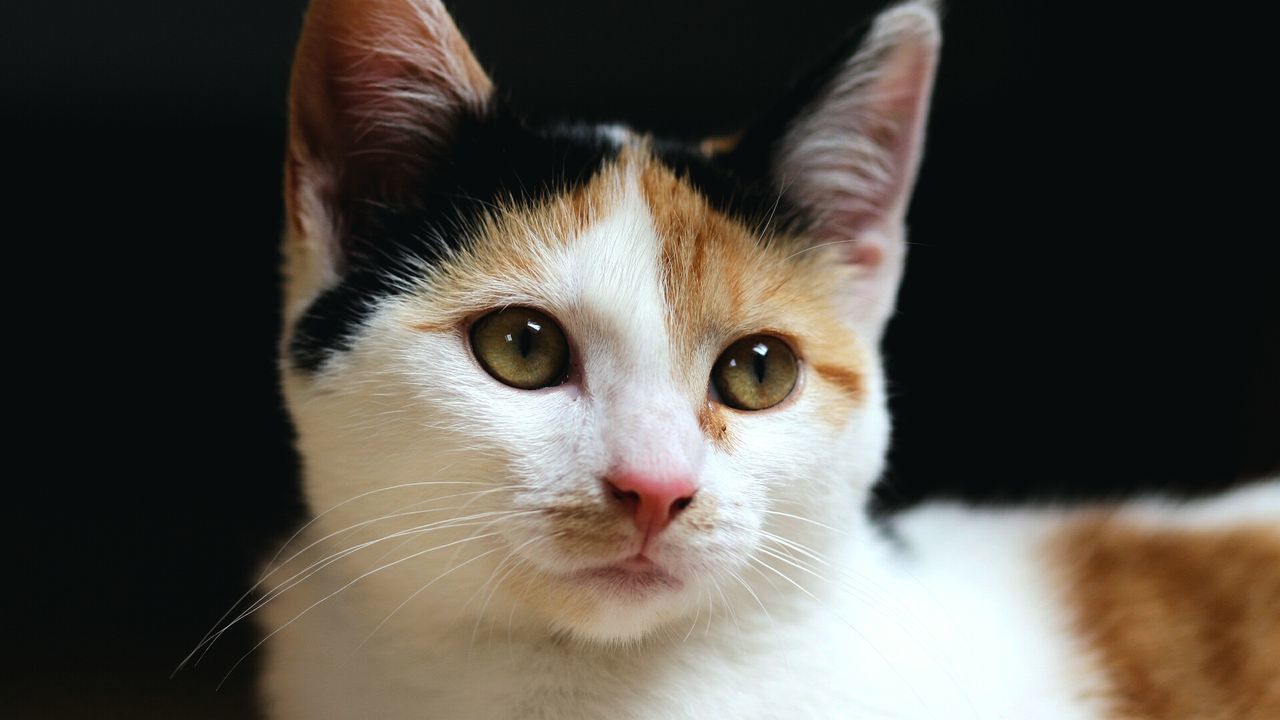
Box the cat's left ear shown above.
[283,0,493,312]
[745,1,940,332]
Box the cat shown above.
[206,0,1280,717]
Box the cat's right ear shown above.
[284,0,492,308]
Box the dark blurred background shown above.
[4,1,1275,717]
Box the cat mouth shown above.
[568,555,683,595]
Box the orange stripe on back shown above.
[1051,517,1280,720]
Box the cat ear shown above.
[767,1,940,329]
[284,0,492,303]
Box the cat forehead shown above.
[289,114,828,373]
[425,142,828,323]
[393,141,868,424]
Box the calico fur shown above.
[231,1,1280,718]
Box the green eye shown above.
[470,308,570,390]
[711,335,798,411]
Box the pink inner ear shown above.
[862,37,940,229]
[285,0,493,264]
[776,4,939,258]
[846,242,885,269]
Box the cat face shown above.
[278,0,937,642]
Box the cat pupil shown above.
[519,326,534,358]
[752,343,768,383]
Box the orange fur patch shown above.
[635,150,868,439]
[678,491,718,533]
[400,162,627,331]
[542,504,632,557]
[1051,517,1280,720]
[698,132,744,157]
[697,401,732,447]
[812,362,866,402]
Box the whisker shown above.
[754,545,837,590]
[486,557,533,649]
[681,587,704,644]
[759,509,845,534]
[709,574,747,653]
[755,529,833,567]
[218,531,506,689]
[192,520,493,669]
[468,543,540,651]
[190,510,536,668]
[357,540,512,648]
[358,488,516,571]
[238,511,527,624]
[747,555,931,719]
[783,238,853,261]
[726,568,773,630]
[297,493,515,573]
[176,479,503,675]
[749,525,974,715]
[263,480,494,576]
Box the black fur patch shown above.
[653,16,878,241]
[651,138,810,239]
[288,107,621,372]
[288,18,877,373]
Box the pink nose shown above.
[603,472,698,536]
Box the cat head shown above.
[279,0,938,642]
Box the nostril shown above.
[670,496,694,514]
[604,480,641,511]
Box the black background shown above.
[5,1,1276,717]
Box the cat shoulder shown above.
[887,478,1280,720]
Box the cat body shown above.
[243,1,1280,717]
[259,478,1280,719]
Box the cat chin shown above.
[547,594,699,645]
[507,565,701,643]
